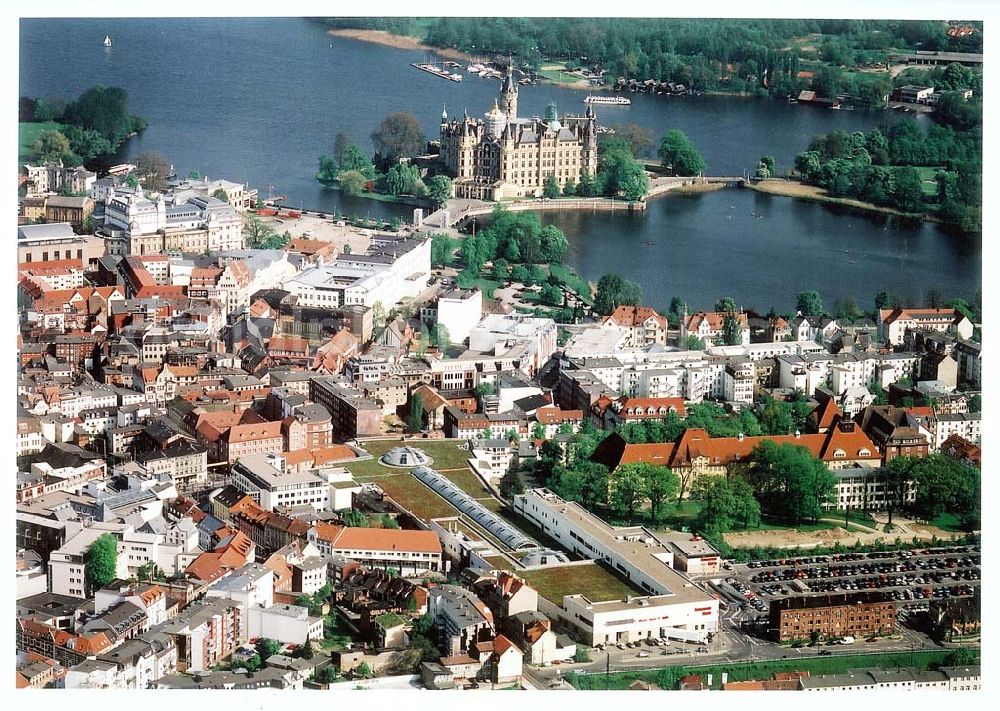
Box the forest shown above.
[322,18,983,102]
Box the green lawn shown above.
[568,649,979,690]
[18,121,65,164]
[915,166,947,197]
[536,63,583,86]
[343,439,510,522]
[519,562,643,604]
[548,264,593,303]
[929,512,964,532]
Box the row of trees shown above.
[22,86,148,166]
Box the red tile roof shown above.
[535,406,584,425]
[604,305,666,329]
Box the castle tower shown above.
[581,103,598,177]
[501,60,518,120]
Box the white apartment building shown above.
[929,413,981,450]
[247,603,323,644]
[48,523,130,598]
[468,313,558,376]
[205,563,275,639]
[231,453,339,511]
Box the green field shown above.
[567,649,979,690]
[536,63,585,86]
[344,439,503,520]
[915,166,947,197]
[18,121,65,164]
[929,512,964,532]
[519,562,643,604]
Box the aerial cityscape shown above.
[14,15,982,692]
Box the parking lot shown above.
[719,544,980,617]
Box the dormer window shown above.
[833,449,846,458]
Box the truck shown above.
[840,636,856,645]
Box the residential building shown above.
[769,593,897,643]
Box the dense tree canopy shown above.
[745,441,837,524]
[658,129,706,176]
[84,534,119,595]
[594,273,642,315]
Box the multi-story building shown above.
[427,585,495,656]
[44,196,95,232]
[159,597,244,672]
[603,305,668,348]
[17,223,105,267]
[878,307,974,346]
[770,593,896,643]
[422,287,483,345]
[307,525,443,575]
[308,377,382,439]
[219,422,284,465]
[231,453,333,512]
[928,413,981,450]
[285,236,431,309]
[439,65,598,200]
[512,488,719,645]
[23,162,97,197]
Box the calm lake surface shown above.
[20,17,981,309]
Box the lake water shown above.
[19,17,981,309]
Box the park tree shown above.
[372,112,425,166]
[891,166,925,213]
[543,173,561,198]
[430,323,451,352]
[135,151,172,192]
[427,174,452,206]
[640,464,679,526]
[577,170,595,197]
[84,533,119,595]
[909,454,980,528]
[609,464,649,524]
[745,441,837,524]
[384,162,421,195]
[539,224,569,262]
[562,177,577,196]
[693,476,738,533]
[407,391,425,432]
[796,290,823,317]
[332,131,351,168]
[658,129,706,176]
[430,234,457,267]
[340,508,369,527]
[597,137,649,200]
[338,143,376,178]
[255,638,282,667]
[793,150,822,181]
[244,216,276,248]
[722,308,743,346]
[499,467,525,500]
[685,334,706,351]
[338,169,367,196]
[594,273,642,315]
[33,130,73,163]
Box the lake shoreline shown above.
[745,178,951,226]
[326,28,477,64]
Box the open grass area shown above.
[18,121,65,164]
[344,438,514,522]
[567,649,979,690]
[915,166,947,197]
[548,263,594,304]
[519,562,643,604]
[468,277,502,299]
[929,512,964,532]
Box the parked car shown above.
[637,651,650,658]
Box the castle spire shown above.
[501,58,518,120]
[441,104,448,122]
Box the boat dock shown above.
[412,62,463,82]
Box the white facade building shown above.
[247,603,323,644]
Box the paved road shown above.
[523,618,948,688]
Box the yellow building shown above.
[440,65,598,200]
